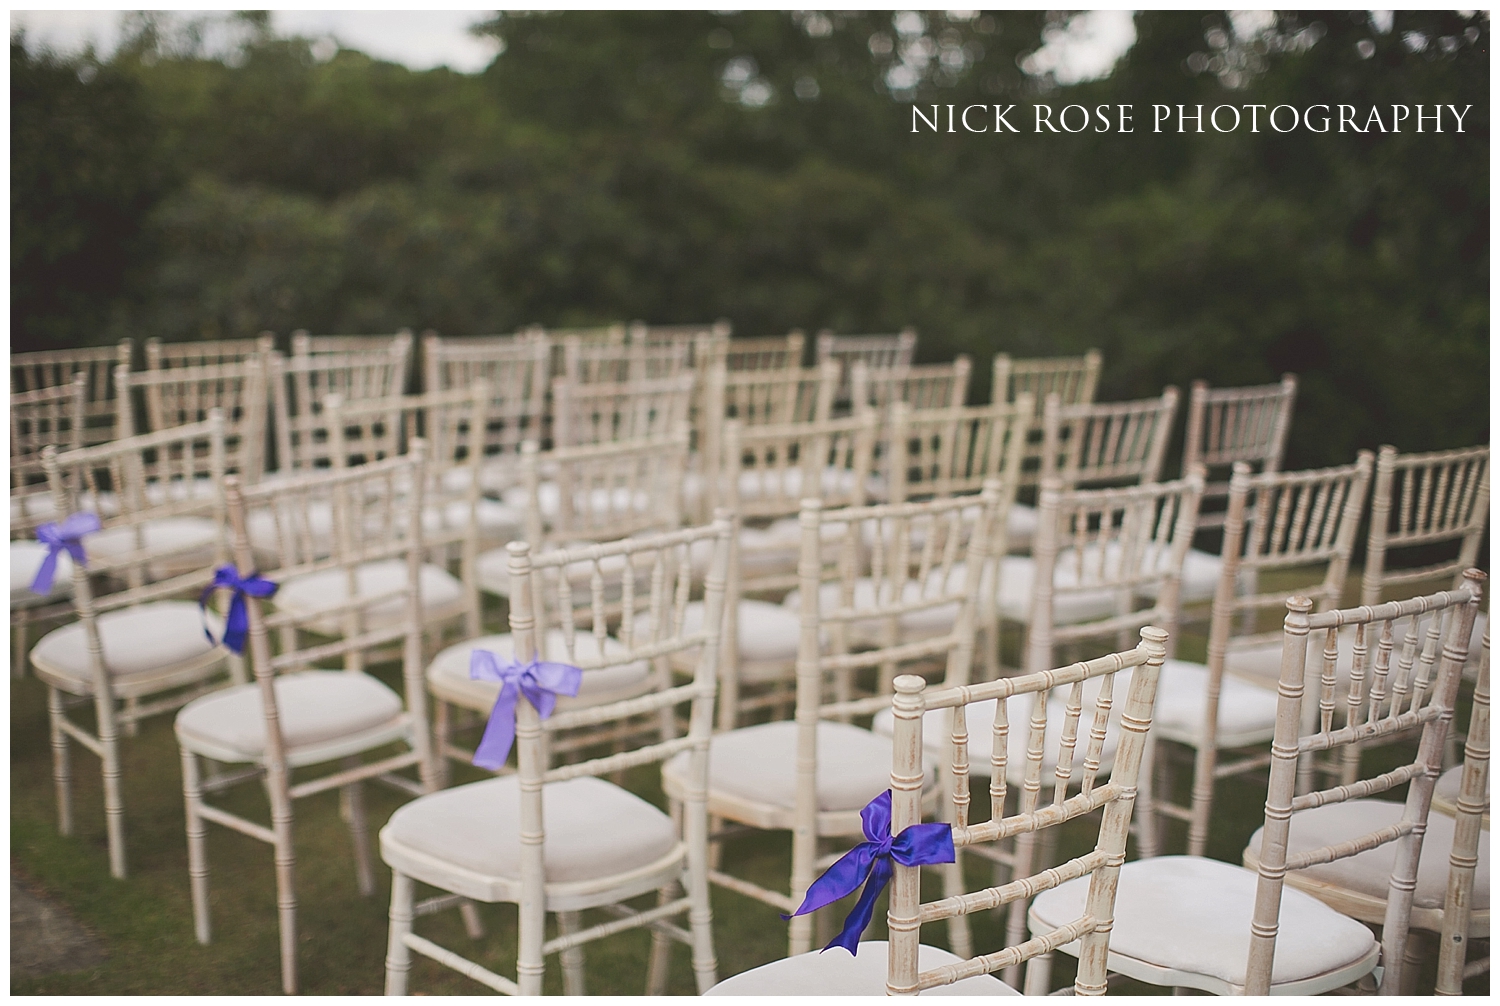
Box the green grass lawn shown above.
[10,567,1488,994]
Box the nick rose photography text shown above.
[913,103,1476,134]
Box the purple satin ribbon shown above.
[199,564,278,654]
[30,512,101,594]
[469,649,583,770]
[783,789,954,955]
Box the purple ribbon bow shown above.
[31,512,101,594]
[469,649,583,770]
[199,565,278,654]
[783,790,954,955]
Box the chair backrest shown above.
[222,447,437,798]
[516,432,689,552]
[1027,473,1204,674]
[992,350,1102,416]
[423,332,552,465]
[292,329,414,362]
[628,319,728,366]
[550,372,695,447]
[816,328,918,405]
[884,397,1032,508]
[1362,444,1490,607]
[12,340,134,446]
[116,359,268,483]
[42,413,230,614]
[697,361,840,493]
[1436,627,1489,995]
[1182,375,1297,476]
[561,336,692,384]
[12,378,87,521]
[885,626,1168,994]
[501,517,731,955]
[851,356,971,415]
[145,334,273,371]
[1037,388,1179,490]
[719,410,876,521]
[1244,572,1485,994]
[268,343,411,475]
[702,331,804,373]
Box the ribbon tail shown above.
[221,593,250,654]
[30,548,61,595]
[783,843,877,919]
[473,687,520,770]
[823,855,893,955]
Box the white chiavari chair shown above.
[267,338,411,477]
[12,378,89,677]
[709,628,1169,995]
[707,412,876,729]
[175,453,440,994]
[11,340,134,447]
[422,331,552,493]
[1007,388,1178,555]
[991,350,1103,416]
[1031,575,1484,994]
[700,330,804,373]
[816,327,918,407]
[292,328,414,363]
[145,333,274,371]
[851,355,971,415]
[383,518,732,995]
[561,334,692,384]
[116,358,269,484]
[1147,456,1373,857]
[32,414,236,879]
[667,487,1001,959]
[1181,375,1298,529]
[550,372,695,447]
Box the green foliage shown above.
[9,11,1488,464]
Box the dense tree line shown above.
[10,11,1487,467]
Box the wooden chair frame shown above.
[12,340,134,447]
[385,518,732,995]
[992,350,1102,416]
[889,627,1167,994]
[697,330,804,373]
[1241,573,1485,993]
[422,331,552,490]
[1181,375,1298,530]
[145,334,274,371]
[1037,388,1179,491]
[550,372,695,448]
[850,355,971,415]
[1362,443,1490,607]
[36,414,234,879]
[180,452,439,993]
[815,328,918,406]
[1436,628,1489,994]
[116,359,269,483]
[291,328,414,362]
[268,342,411,477]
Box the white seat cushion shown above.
[11,540,73,603]
[1246,799,1489,913]
[1029,855,1377,990]
[993,556,1124,625]
[651,600,799,679]
[705,941,1019,995]
[664,720,932,815]
[175,670,405,760]
[872,671,1132,784]
[382,774,676,884]
[274,559,463,632]
[1151,659,1280,746]
[426,629,651,711]
[86,516,220,563]
[439,458,519,496]
[501,481,653,520]
[31,601,223,684]
[423,498,524,542]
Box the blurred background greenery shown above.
[11,11,1488,468]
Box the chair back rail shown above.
[116,359,268,483]
[12,340,134,446]
[1037,389,1178,490]
[992,350,1103,417]
[550,372,695,447]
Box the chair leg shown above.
[94,690,128,879]
[1133,735,1160,859]
[13,614,28,678]
[1023,950,1055,995]
[181,747,213,944]
[269,791,298,994]
[342,769,376,897]
[458,900,485,939]
[433,699,453,789]
[557,910,587,995]
[47,687,74,836]
[645,882,678,995]
[1186,739,1217,859]
[385,871,415,995]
